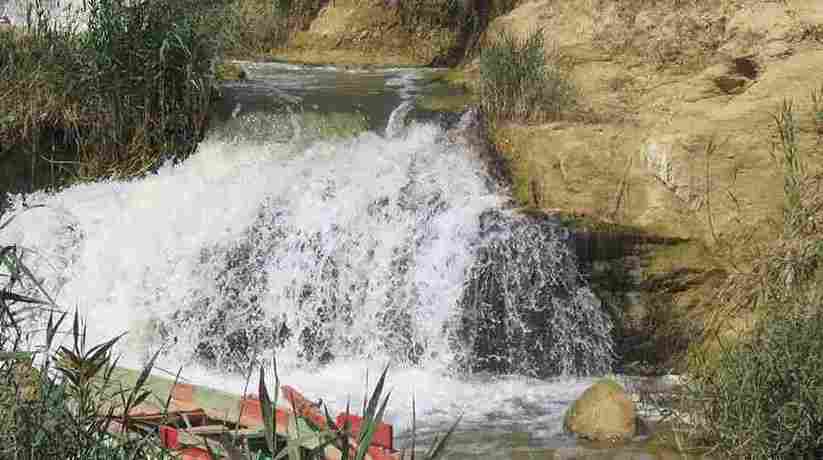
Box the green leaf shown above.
[363,365,389,423]
[45,310,67,351]
[425,413,462,459]
[163,366,184,416]
[130,341,159,394]
[259,366,278,456]
[356,391,392,460]
[15,252,58,306]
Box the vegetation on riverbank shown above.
[222,0,324,57]
[677,98,823,457]
[479,29,576,124]
[0,0,230,194]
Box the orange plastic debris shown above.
[180,447,213,460]
[159,425,179,449]
[282,385,400,460]
[336,414,393,450]
[282,385,328,428]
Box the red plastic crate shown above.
[335,414,393,451]
[159,425,179,449]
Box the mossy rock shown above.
[564,379,637,442]
[215,61,247,81]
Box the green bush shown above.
[479,29,576,123]
[0,0,230,188]
[689,309,823,459]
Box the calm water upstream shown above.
[3,62,633,457]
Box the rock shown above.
[447,107,512,188]
[214,62,247,81]
[564,379,637,442]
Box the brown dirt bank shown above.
[268,0,455,66]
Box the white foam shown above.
[4,121,599,444]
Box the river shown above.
[2,61,641,458]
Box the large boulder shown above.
[563,379,637,442]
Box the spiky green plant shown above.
[684,91,823,460]
[219,359,461,460]
[479,29,576,124]
[771,100,806,239]
[687,308,823,459]
[1,208,174,459]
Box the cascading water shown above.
[2,63,614,452]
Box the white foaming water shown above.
[3,0,85,26]
[385,100,415,138]
[4,111,611,449]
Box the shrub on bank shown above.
[688,309,823,459]
[479,29,576,124]
[0,0,230,189]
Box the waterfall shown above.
[3,107,612,379]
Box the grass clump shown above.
[397,0,467,39]
[0,0,230,191]
[687,309,823,459]
[221,364,460,460]
[1,222,173,459]
[479,29,576,124]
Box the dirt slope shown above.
[486,0,823,368]
[491,0,823,241]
